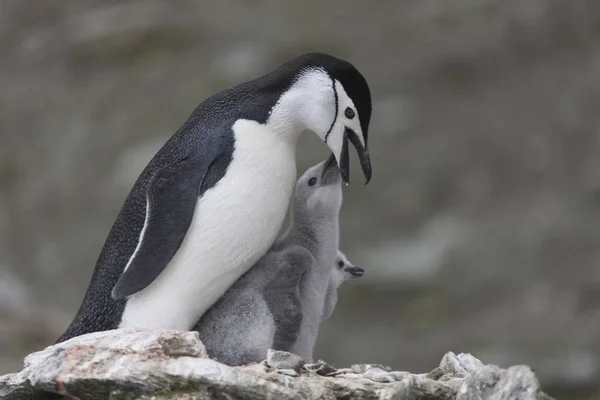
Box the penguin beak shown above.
[340,127,372,186]
[320,153,341,185]
[345,265,364,278]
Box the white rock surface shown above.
[265,349,305,371]
[0,329,555,400]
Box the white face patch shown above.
[267,68,335,140]
[265,69,367,183]
[311,79,367,171]
[334,80,365,148]
[325,126,344,168]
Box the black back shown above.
[56,53,371,342]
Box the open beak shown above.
[345,265,364,278]
[320,153,341,185]
[340,128,372,186]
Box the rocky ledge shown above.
[0,329,554,400]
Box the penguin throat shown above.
[266,68,335,144]
[289,211,340,254]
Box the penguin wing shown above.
[268,247,314,350]
[111,153,219,300]
[267,246,313,290]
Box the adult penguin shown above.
[57,52,372,342]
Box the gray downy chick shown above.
[322,250,364,321]
[193,245,313,366]
[273,153,343,362]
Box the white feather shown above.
[123,197,150,273]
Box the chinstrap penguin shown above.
[57,52,373,342]
[322,251,364,322]
[269,154,344,362]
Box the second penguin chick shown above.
[322,251,364,322]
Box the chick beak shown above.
[346,265,364,278]
[320,153,341,185]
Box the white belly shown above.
[120,119,298,330]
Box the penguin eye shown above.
[338,260,344,268]
[344,107,355,119]
[308,177,317,186]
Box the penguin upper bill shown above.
[326,125,371,186]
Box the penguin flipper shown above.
[271,246,314,289]
[111,154,217,300]
[268,246,314,350]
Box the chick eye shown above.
[344,107,355,119]
[308,177,317,186]
[338,260,344,268]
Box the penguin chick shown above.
[272,154,343,362]
[322,250,364,322]
[194,245,314,366]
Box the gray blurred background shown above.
[1,1,600,398]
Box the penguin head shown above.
[292,154,343,219]
[331,250,364,288]
[266,53,372,185]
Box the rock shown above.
[390,370,412,381]
[362,367,395,383]
[457,365,554,400]
[349,363,396,383]
[326,367,354,377]
[440,352,486,377]
[351,363,392,374]
[302,360,337,376]
[425,367,445,380]
[277,369,299,377]
[0,329,555,400]
[265,349,304,371]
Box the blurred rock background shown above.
[1,1,600,398]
